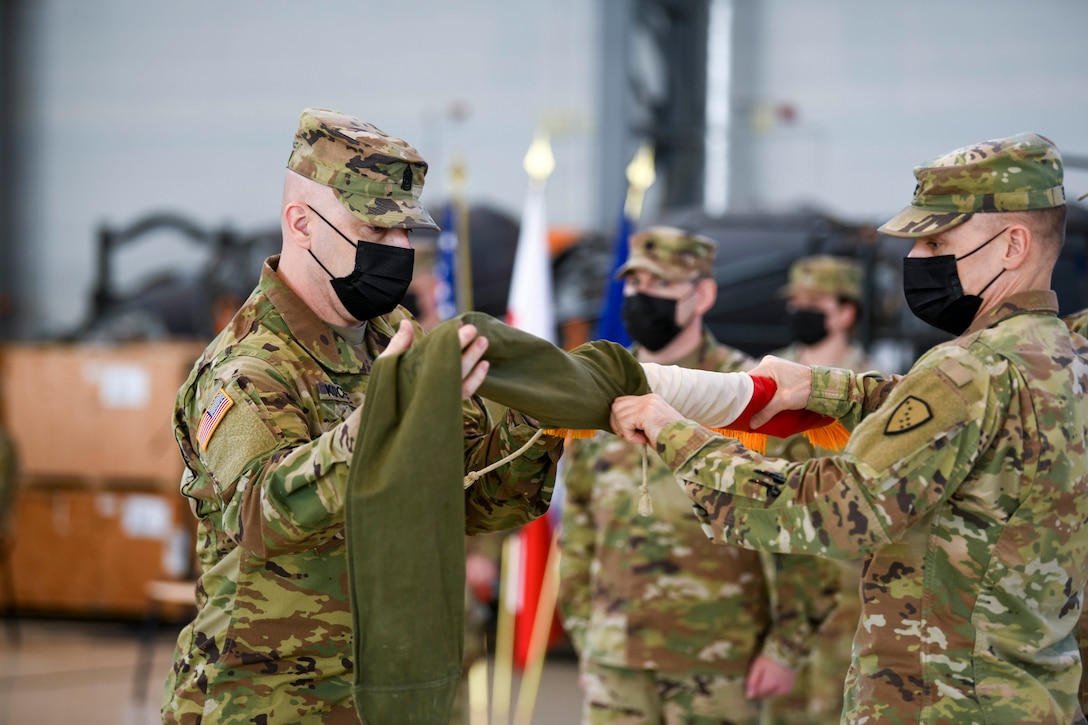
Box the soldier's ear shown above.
[831,299,858,333]
[283,202,314,249]
[692,276,718,315]
[1002,224,1030,271]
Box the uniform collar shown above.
[965,289,1059,335]
[259,255,374,373]
[644,327,718,370]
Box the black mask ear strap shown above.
[308,249,336,280]
[975,268,1005,297]
[306,204,358,249]
[959,226,1009,298]
[956,226,1008,261]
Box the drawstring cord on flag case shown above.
[638,445,652,516]
[464,428,548,488]
[463,426,657,517]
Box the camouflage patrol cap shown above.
[879,132,1065,239]
[780,255,861,301]
[286,107,439,231]
[615,226,717,282]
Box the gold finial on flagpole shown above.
[523,131,556,187]
[624,142,656,221]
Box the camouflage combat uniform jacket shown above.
[1065,308,1088,337]
[655,290,1088,724]
[558,331,840,676]
[163,256,558,724]
[765,342,873,462]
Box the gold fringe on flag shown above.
[542,428,597,439]
[713,419,851,455]
[803,419,851,451]
[543,419,851,453]
[711,428,770,454]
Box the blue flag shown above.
[434,204,458,321]
[594,209,633,345]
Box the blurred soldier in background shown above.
[776,256,871,372]
[762,255,874,724]
[558,227,839,725]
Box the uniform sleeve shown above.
[760,551,841,669]
[194,357,360,557]
[462,403,564,535]
[806,366,902,430]
[657,351,998,560]
[556,437,598,655]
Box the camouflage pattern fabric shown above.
[559,332,840,722]
[580,659,761,725]
[761,342,873,725]
[779,256,862,302]
[615,226,717,282]
[1065,309,1088,338]
[878,132,1065,238]
[1064,309,1088,717]
[164,256,560,724]
[654,290,1088,724]
[287,107,439,231]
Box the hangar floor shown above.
[0,617,582,725]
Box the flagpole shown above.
[491,534,520,725]
[493,129,558,725]
[512,531,561,725]
[450,155,474,313]
[468,655,490,725]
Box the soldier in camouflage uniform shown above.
[763,256,874,724]
[162,108,563,724]
[558,227,840,725]
[610,133,1088,724]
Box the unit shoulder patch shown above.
[197,388,234,449]
[884,396,932,435]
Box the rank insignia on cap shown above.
[197,388,234,450]
[884,396,932,435]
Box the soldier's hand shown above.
[380,319,415,358]
[748,355,813,428]
[459,322,490,398]
[609,393,684,445]
[744,654,797,700]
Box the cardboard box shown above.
[6,487,193,617]
[0,341,206,491]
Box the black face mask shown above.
[621,293,682,352]
[788,309,828,346]
[399,290,420,318]
[306,205,415,322]
[901,226,1007,336]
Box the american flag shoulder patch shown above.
[197,388,234,450]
